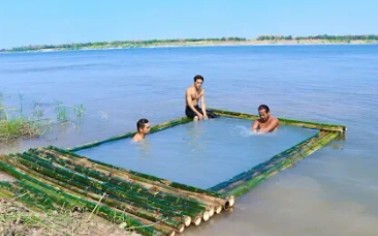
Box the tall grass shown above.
[0,93,85,143]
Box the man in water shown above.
[185,74,217,121]
[252,104,279,133]
[132,118,151,142]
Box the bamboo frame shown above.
[206,109,345,196]
[66,108,345,198]
[0,108,345,235]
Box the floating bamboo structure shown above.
[0,145,234,235]
[205,108,345,196]
[68,117,192,152]
[210,108,346,134]
[0,108,346,235]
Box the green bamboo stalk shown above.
[209,131,323,192]
[47,146,235,209]
[33,148,215,215]
[2,154,180,235]
[17,152,200,231]
[213,131,339,197]
[23,151,205,219]
[209,108,346,133]
[36,147,230,212]
[0,158,170,236]
[0,181,54,210]
[68,117,191,152]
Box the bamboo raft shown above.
[207,109,346,196]
[0,146,235,236]
[0,108,346,235]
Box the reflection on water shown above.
[1,45,378,235]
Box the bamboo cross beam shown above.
[209,108,346,134]
[68,117,191,152]
[209,131,339,196]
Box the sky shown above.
[0,0,377,49]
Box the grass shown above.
[0,198,137,236]
[0,93,85,143]
[0,118,40,143]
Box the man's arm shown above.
[258,118,279,133]
[186,89,203,119]
[252,120,259,132]
[200,90,208,119]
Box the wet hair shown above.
[136,118,149,131]
[258,104,270,113]
[193,74,204,82]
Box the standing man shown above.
[132,118,151,142]
[252,104,279,133]
[185,74,216,121]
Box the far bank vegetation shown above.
[2,35,378,53]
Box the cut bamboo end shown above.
[182,216,191,227]
[208,207,215,217]
[215,205,222,214]
[168,231,176,236]
[224,195,235,209]
[202,211,210,221]
[176,223,185,234]
[192,216,202,226]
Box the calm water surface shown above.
[1,45,378,235]
[76,118,318,189]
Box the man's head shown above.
[258,104,270,121]
[136,118,151,134]
[193,74,204,90]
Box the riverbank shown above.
[2,39,378,54]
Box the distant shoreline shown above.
[1,38,378,53]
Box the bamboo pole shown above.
[13,152,190,233]
[37,147,235,212]
[68,117,191,152]
[46,146,235,209]
[1,154,180,235]
[32,148,215,223]
[209,108,346,134]
[0,158,173,236]
[210,131,339,197]
[23,151,206,225]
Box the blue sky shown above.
[0,0,377,48]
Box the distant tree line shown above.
[257,34,378,41]
[1,35,378,52]
[1,37,248,52]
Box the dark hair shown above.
[193,74,204,82]
[136,118,149,131]
[258,104,270,113]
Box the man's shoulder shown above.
[271,116,279,121]
[269,116,279,124]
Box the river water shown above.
[1,45,378,235]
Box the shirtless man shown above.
[132,118,151,142]
[185,75,208,121]
[252,104,279,133]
